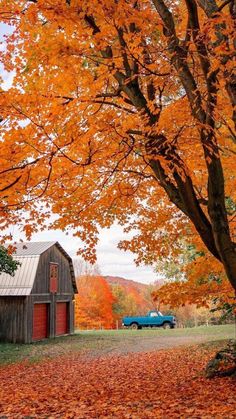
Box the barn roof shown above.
[0,241,77,296]
[14,241,58,256]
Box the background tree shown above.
[0,1,235,299]
[111,284,140,317]
[73,258,101,277]
[152,237,235,312]
[75,275,116,329]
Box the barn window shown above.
[50,263,58,293]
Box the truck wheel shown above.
[130,323,139,330]
[163,322,171,329]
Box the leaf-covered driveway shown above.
[0,345,235,418]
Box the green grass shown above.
[0,343,31,365]
[0,333,116,365]
[77,323,235,338]
[0,324,235,365]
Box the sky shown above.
[0,22,159,285]
[8,224,158,284]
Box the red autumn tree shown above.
[75,275,116,329]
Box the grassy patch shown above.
[0,343,31,365]
[0,324,235,365]
[77,323,235,338]
[0,334,116,365]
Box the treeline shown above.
[74,275,152,330]
[74,275,225,330]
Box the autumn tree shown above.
[75,275,116,329]
[111,285,128,318]
[171,304,221,327]
[152,237,236,312]
[0,1,235,299]
[111,283,142,317]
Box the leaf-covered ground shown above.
[0,344,235,418]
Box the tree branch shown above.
[152,0,206,123]
[0,176,22,192]
[185,0,210,79]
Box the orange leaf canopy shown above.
[0,1,235,295]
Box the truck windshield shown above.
[158,312,163,316]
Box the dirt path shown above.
[26,333,209,361]
[80,333,228,359]
[103,335,209,354]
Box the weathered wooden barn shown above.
[0,241,77,343]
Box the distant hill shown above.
[104,275,148,291]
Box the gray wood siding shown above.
[0,297,26,343]
[32,245,74,296]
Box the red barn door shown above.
[56,302,68,336]
[33,303,48,341]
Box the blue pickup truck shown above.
[122,310,176,329]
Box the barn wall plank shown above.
[0,297,26,343]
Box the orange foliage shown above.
[75,275,157,328]
[75,275,115,329]
[0,346,235,417]
[0,1,235,297]
[153,246,235,309]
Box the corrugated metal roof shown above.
[14,241,57,256]
[0,241,77,296]
[0,256,40,296]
